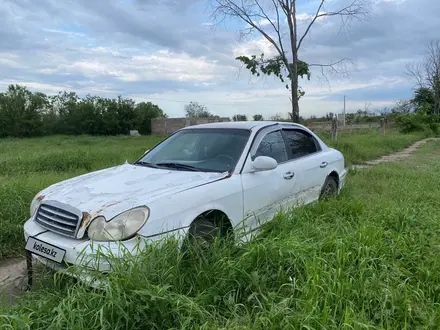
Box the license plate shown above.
[25,237,66,264]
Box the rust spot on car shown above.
[80,212,92,229]
[37,195,45,201]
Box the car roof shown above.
[180,121,306,131]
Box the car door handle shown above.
[283,171,295,180]
[320,162,328,168]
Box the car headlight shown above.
[87,206,149,242]
[30,196,43,217]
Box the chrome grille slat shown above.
[34,201,82,238]
[35,221,76,236]
[37,212,77,227]
[36,216,76,233]
[39,205,77,220]
[38,210,77,227]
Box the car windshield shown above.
[136,128,251,172]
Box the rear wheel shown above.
[320,176,338,200]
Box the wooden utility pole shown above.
[343,95,346,127]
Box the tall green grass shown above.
[0,135,165,260]
[1,140,440,328]
[0,131,428,260]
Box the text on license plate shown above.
[25,237,66,264]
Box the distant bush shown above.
[0,84,167,138]
[392,112,439,135]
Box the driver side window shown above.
[254,130,288,163]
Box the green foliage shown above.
[393,112,439,134]
[135,102,168,135]
[253,114,264,121]
[0,131,426,259]
[232,114,247,121]
[413,87,435,112]
[236,53,310,94]
[0,84,167,137]
[0,135,166,259]
[184,102,216,118]
[392,99,415,114]
[3,140,440,328]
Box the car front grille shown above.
[34,201,83,238]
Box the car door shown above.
[240,128,300,236]
[282,128,329,204]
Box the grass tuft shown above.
[1,134,439,329]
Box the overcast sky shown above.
[1,0,439,119]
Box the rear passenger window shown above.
[254,130,288,163]
[283,129,320,160]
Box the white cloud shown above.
[296,13,313,21]
[233,39,278,58]
[257,18,277,27]
[0,0,437,120]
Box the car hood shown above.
[37,163,229,219]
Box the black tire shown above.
[320,176,338,200]
[182,217,232,261]
[187,218,222,249]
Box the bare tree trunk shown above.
[290,79,299,122]
[287,0,299,122]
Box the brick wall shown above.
[151,117,231,134]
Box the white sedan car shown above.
[24,121,346,276]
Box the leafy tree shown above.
[407,41,440,114]
[0,84,167,137]
[0,85,46,137]
[253,114,264,121]
[269,113,284,121]
[325,112,335,121]
[135,101,168,134]
[211,0,371,122]
[233,114,248,121]
[412,87,435,114]
[345,113,355,124]
[184,102,214,118]
[392,100,415,114]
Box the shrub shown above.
[393,113,439,134]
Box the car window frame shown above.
[136,127,253,173]
[252,129,289,164]
[281,128,322,161]
[247,127,290,165]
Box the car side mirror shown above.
[252,156,278,172]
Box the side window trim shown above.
[282,128,322,162]
[252,129,289,164]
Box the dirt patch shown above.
[0,258,27,307]
[349,138,439,169]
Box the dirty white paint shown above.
[23,121,345,276]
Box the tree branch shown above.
[297,0,325,51]
[211,0,285,60]
[309,58,355,79]
[297,0,372,51]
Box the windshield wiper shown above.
[155,162,203,172]
[134,161,161,169]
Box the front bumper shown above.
[24,218,188,276]
[24,219,144,272]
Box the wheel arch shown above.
[328,170,340,188]
[190,209,234,236]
